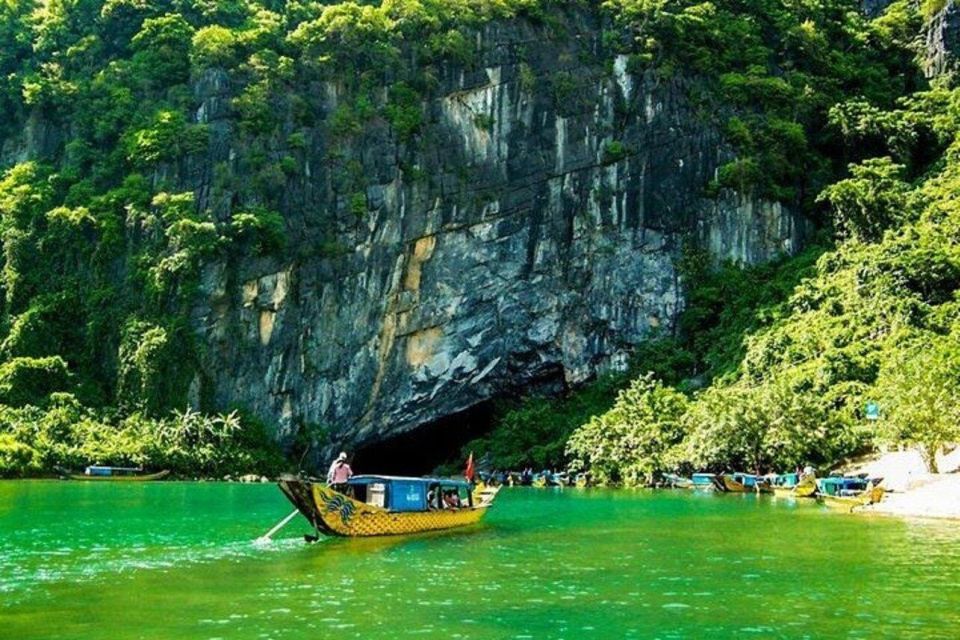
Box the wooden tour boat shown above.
[692,472,725,491]
[770,472,818,498]
[532,471,566,488]
[68,466,170,481]
[663,473,695,489]
[278,474,500,537]
[721,473,767,493]
[816,477,885,512]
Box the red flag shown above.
[465,452,475,482]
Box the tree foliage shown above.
[0,0,948,477]
[571,83,960,481]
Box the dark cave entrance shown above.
[351,402,497,476]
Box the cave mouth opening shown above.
[351,402,497,477]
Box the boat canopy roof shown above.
[819,477,867,488]
[347,475,471,489]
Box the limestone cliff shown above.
[183,13,807,455]
[926,0,960,77]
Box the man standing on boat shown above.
[327,452,353,494]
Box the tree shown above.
[130,13,195,86]
[0,356,71,407]
[817,157,916,242]
[191,25,239,69]
[566,373,688,486]
[876,332,960,472]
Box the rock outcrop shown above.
[925,0,960,77]
[179,12,806,456]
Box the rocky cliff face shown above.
[926,0,960,77]
[181,13,805,456]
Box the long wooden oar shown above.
[255,509,300,544]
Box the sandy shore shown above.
[863,475,960,519]
[846,447,960,520]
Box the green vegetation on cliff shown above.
[0,0,946,476]
[1,0,560,474]
[568,81,960,481]
[456,1,960,481]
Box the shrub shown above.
[566,374,689,486]
[384,82,422,141]
[0,356,71,407]
[191,25,238,69]
[817,157,916,242]
[230,207,286,254]
[125,111,209,166]
[0,433,39,477]
[116,319,193,416]
[602,140,628,164]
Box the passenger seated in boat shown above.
[443,490,461,509]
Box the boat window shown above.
[427,483,442,510]
[439,486,464,509]
[351,483,368,503]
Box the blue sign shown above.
[865,401,880,421]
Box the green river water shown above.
[1,481,958,639]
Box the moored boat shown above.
[663,473,695,489]
[532,471,564,487]
[278,474,500,537]
[770,473,797,496]
[771,472,818,498]
[68,466,170,481]
[721,473,762,493]
[692,472,725,491]
[792,478,819,498]
[816,476,885,512]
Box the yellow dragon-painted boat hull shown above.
[279,478,499,537]
[793,481,818,498]
[772,480,818,498]
[721,476,751,493]
[818,486,885,512]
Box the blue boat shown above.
[771,472,800,489]
[663,473,694,489]
[692,473,724,491]
[720,472,768,492]
[816,476,885,511]
[817,476,868,496]
[68,466,170,481]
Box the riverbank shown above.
[845,447,960,520]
